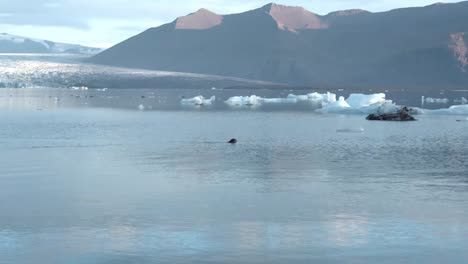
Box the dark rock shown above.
[367,106,417,121]
[366,113,416,121]
[228,138,237,144]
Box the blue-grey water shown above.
[1,89,468,264]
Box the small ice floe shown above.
[70,86,89,91]
[454,97,468,105]
[318,96,356,114]
[456,117,468,122]
[225,93,336,107]
[225,95,262,106]
[181,95,216,106]
[138,104,145,111]
[287,92,336,104]
[424,97,450,104]
[262,97,298,104]
[336,127,365,133]
[318,93,400,115]
[346,93,387,109]
[96,88,108,92]
[426,104,468,115]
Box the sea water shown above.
[0,89,468,264]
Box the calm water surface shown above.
[1,89,468,264]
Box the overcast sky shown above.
[0,0,461,48]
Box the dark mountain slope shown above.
[91,1,468,87]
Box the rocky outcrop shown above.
[175,9,223,30]
[262,3,327,32]
[449,32,468,72]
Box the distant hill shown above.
[0,33,102,55]
[91,2,468,88]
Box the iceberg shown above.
[70,86,89,91]
[358,101,401,115]
[346,93,387,109]
[424,97,450,104]
[262,97,298,104]
[287,94,309,101]
[225,95,263,106]
[181,95,216,106]
[287,92,337,104]
[454,97,468,105]
[425,104,468,115]
[318,93,400,115]
[307,92,337,104]
[317,96,356,113]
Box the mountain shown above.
[90,2,468,88]
[0,33,102,55]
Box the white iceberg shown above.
[307,92,337,104]
[262,97,298,104]
[358,101,401,115]
[287,94,309,101]
[454,97,468,105]
[318,93,399,115]
[317,96,356,113]
[424,97,450,104]
[181,95,216,106]
[425,104,468,115]
[70,86,89,91]
[287,92,337,104]
[346,93,387,109]
[225,95,262,106]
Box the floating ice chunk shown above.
[336,127,364,133]
[318,93,402,115]
[181,95,216,106]
[426,104,468,115]
[70,86,89,91]
[287,92,337,104]
[225,95,262,106]
[287,94,309,101]
[359,101,401,115]
[454,97,468,105]
[307,92,337,104]
[317,96,357,113]
[346,93,386,109]
[138,104,145,111]
[262,97,298,103]
[424,97,450,104]
[96,88,108,92]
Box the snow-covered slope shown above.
[0,33,101,55]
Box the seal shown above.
[228,138,237,144]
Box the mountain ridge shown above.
[90,1,468,88]
[0,33,102,54]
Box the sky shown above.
[0,0,461,48]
